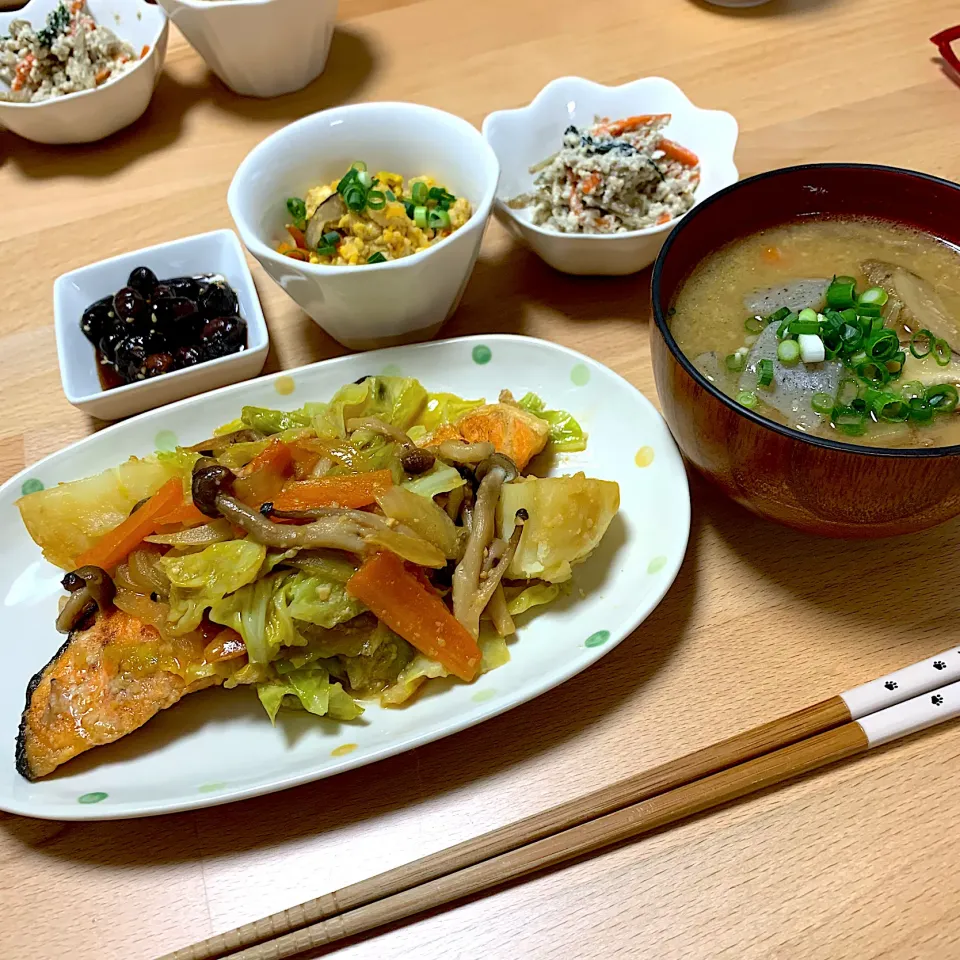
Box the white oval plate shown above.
[0,335,689,820]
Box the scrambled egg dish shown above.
[279,165,472,267]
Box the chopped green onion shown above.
[777,339,800,365]
[908,396,934,421]
[737,390,759,409]
[811,392,834,415]
[744,316,765,334]
[725,353,746,372]
[413,205,429,229]
[826,276,857,309]
[837,378,860,406]
[357,170,373,189]
[767,307,792,325]
[839,323,862,350]
[935,338,952,366]
[899,380,924,401]
[910,329,934,358]
[797,308,818,325]
[856,360,891,386]
[316,245,337,257]
[874,395,909,422]
[384,189,396,203]
[403,200,416,219]
[839,307,859,325]
[926,383,959,412]
[789,318,820,335]
[756,358,774,387]
[438,199,451,211]
[412,182,428,205]
[321,231,340,246]
[351,161,367,171]
[856,302,883,319]
[865,329,899,362]
[367,252,387,264]
[336,168,360,195]
[885,351,906,377]
[344,186,366,211]
[832,406,866,435]
[285,197,307,227]
[777,311,798,339]
[427,186,445,202]
[859,286,889,307]
[366,190,386,210]
[428,208,451,230]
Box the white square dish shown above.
[53,230,270,421]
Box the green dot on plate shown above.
[20,478,43,495]
[648,555,667,574]
[78,791,108,805]
[571,363,591,386]
[472,688,496,703]
[584,630,610,648]
[198,782,227,794]
[154,429,179,452]
[380,363,403,377]
[472,344,492,365]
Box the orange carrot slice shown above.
[347,551,481,682]
[581,172,602,195]
[657,138,699,167]
[596,114,671,136]
[76,478,183,571]
[153,501,209,528]
[271,470,394,511]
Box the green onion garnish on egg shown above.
[367,252,387,264]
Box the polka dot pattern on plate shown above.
[570,363,591,386]
[78,792,108,804]
[331,743,358,757]
[154,429,179,452]
[634,446,655,467]
[274,376,295,396]
[471,344,492,365]
[20,478,43,495]
[584,630,610,648]
[471,689,496,703]
[648,555,667,574]
[198,782,227,793]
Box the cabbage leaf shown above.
[256,663,363,724]
[516,392,587,453]
[402,461,465,500]
[408,392,485,441]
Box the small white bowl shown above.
[0,0,168,145]
[228,102,500,351]
[156,0,337,99]
[482,76,739,276]
[53,230,269,421]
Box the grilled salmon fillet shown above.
[16,609,221,781]
[425,402,549,471]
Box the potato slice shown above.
[497,473,620,582]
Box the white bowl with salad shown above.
[0,0,168,145]
[227,102,500,351]
[482,76,739,276]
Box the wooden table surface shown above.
[3,0,960,957]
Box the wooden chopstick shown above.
[163,644,960,960]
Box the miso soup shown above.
[669,218,960,448]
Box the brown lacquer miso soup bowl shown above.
[650,163,960,538]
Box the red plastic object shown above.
[931,26,960,75]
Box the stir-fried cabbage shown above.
[209,569,364,664]
[505,582,561,616]
[257,662,363,723]
[516,392,587,453]
[314,376,428,437]
[402,461,465,499]
[408,392,485,441]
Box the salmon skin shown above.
[16,608,220,781]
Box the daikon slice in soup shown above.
[668,218,960,448]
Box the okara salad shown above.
[509,114,700,234]
[0,1,144,103]
[15,377,619,780]
[279,162,472,266]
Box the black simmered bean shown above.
[84,269,247,390]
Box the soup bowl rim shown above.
[650,160,960,461]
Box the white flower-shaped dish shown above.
[0,0,168,145]
[54,230,269,421]
[482,76,739,276]
[156,0,337,98]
